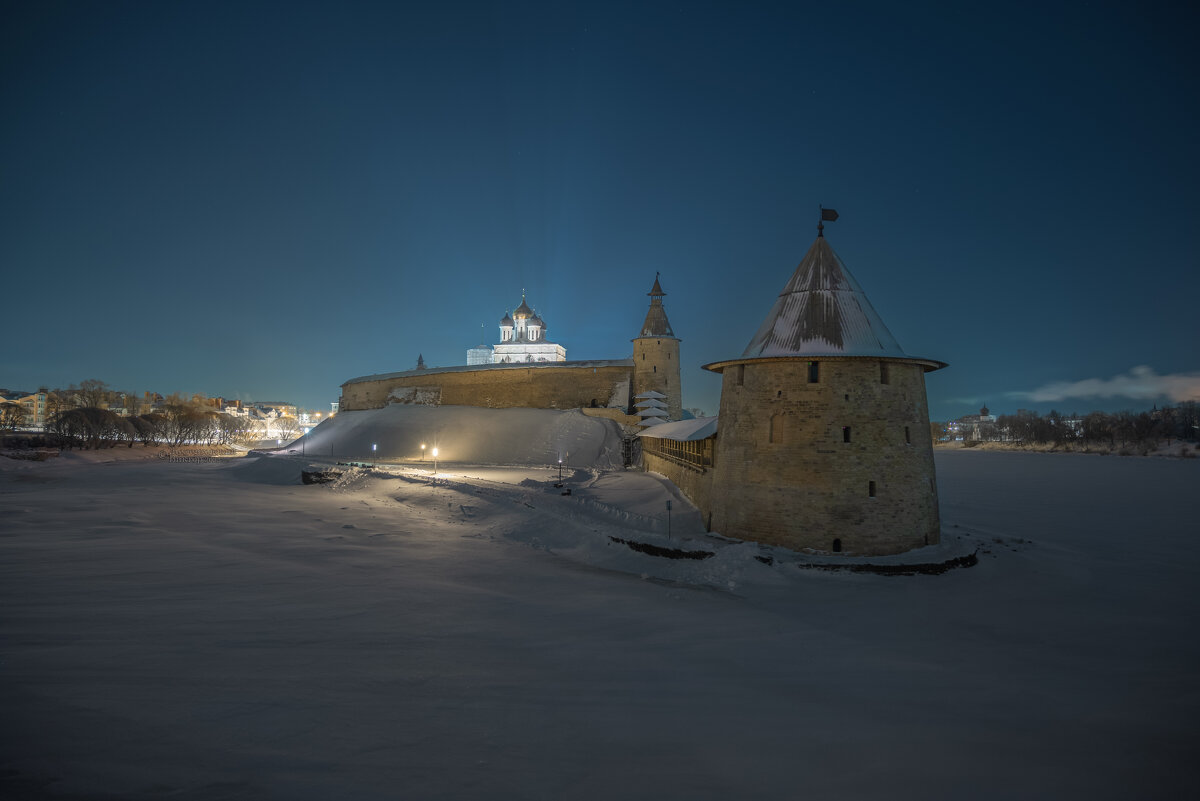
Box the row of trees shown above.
[45,404,300,450]
[946,402,1198,447]
[2,378,305,447]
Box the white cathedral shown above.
[466,294,567,365]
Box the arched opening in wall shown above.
[905,426,911,444]
[869,480,876,497]
[808,361,820,383]
[843,426,851,443]
[736,365,745,386]
[832,538,842,552]
[880,362,890,384]
[769,413,782,444]
[653,366,657,373]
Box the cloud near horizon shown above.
[1009,366,1200,404]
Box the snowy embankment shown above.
[295,405,626,468]
[1,450,1198,800]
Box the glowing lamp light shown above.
[431,447,438,458]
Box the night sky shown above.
[3,1,1197,420]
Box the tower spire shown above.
[638,274,674,337]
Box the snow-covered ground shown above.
[293,406,628,469]
[1,447,1198,800]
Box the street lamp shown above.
[372,443,377,464]
[421,443,426,461]
[431,447,438,476]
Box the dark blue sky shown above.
[3,1,1197,419]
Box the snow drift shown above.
[295,405,626,468]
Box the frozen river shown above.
[2,449,1197,800]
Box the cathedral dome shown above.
[500,312,513,325]
[513,298,534,318]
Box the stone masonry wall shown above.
[642,451,715,527]
[707,358,940,555]
[632,337,683,420]
[340,363,636,413]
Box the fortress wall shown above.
[580,407,642,425]
[642,451,715,525]
[340,364,636,413]
[708,358,940,555]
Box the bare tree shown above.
[275,416,300,442]
[78,379,110,409]
[45,391,68,420]
[1,402,25,431]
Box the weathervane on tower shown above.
[817,205,839,237]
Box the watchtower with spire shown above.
[632,274,682,421]
[701,212,946,555]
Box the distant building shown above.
[950,405,998,441]
[0,389,49,425]
[251,402,297,419]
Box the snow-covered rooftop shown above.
[637,416,718,441]
[733,235,942,366]
[343,359,635,387]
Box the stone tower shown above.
[632,274,683,421]
[701,230,946,556]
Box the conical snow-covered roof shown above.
[742,235,907,359]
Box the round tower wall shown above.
[708,358,940,555]
[632,337,682,420]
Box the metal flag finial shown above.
[818,205,839,237]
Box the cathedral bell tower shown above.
[632,274,682,421]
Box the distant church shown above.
[467,294,567,365]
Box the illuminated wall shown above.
[340,360,640,413]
